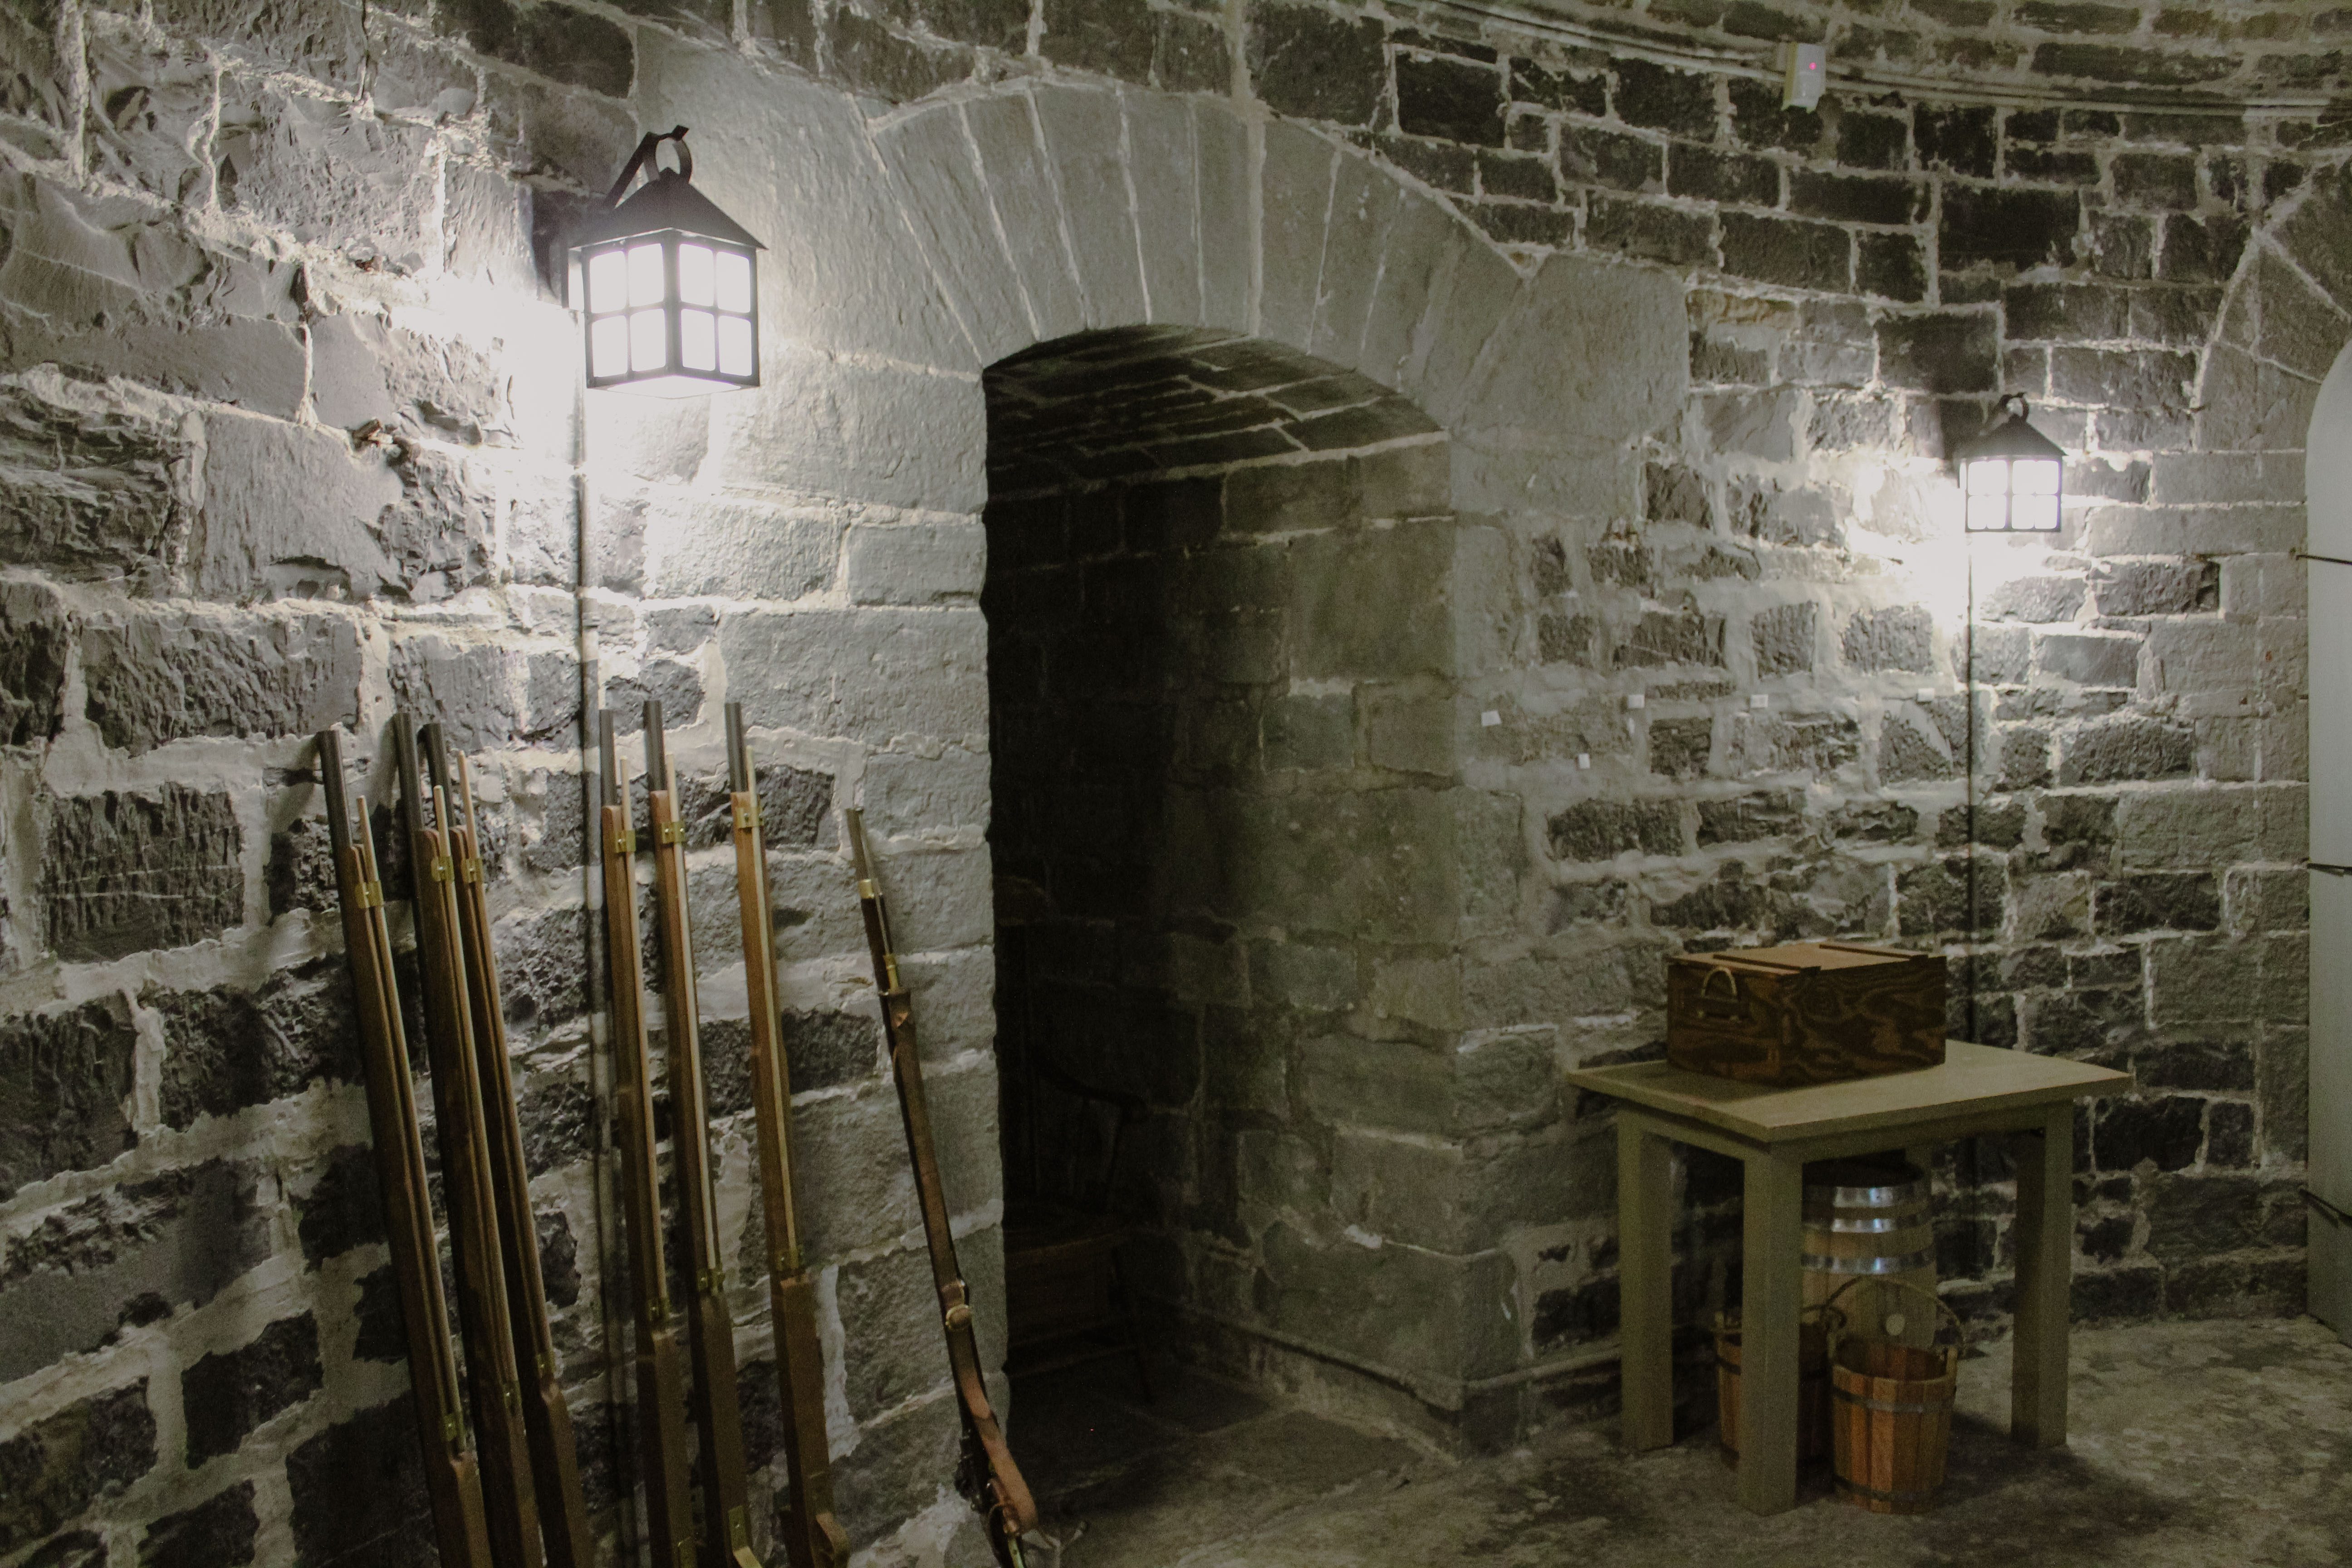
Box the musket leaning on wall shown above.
[397,716,548,1568]
[641,701,766,1568]
[844,808,1040,1568]
[429,732,598,1568]
[318,729,496,1568]
[724,703,848,1568]
[596,714,699,1568]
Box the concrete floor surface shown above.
[1007,1317,2352,1568]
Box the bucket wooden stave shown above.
[1825,1278,1961,1515]
[1803,1157,1937,1348]
[1711,1309,1837,1462]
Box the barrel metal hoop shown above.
[1831,1386,1953,1416]
[1802,1248,1938,1275]
[1803,1177,1930,1207]
[1804,1209,1928,1233]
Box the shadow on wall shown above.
[979,327,1529,1432]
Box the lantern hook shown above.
[1996,391,2030,421]
[605,126,692,207]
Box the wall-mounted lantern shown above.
[1956,394,2065,533]
[570,127,764,396]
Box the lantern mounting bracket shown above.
[605,126,692,206]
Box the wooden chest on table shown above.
[1666,941,1946,1087]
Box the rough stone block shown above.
[1036,88,1151,332]
[1,1161,271,1382]
[138,1481,259,1568]
[2059,717,2195,784]
[0,373,194,586]
[0,1382,155,1555]
[1247,0,1385,125]
[1397,51,1507,147]
[713,345,985,510]
[153,960,359,1130]
[1750,601,1817,677]
[1939,182,2080,271]
[214,85,436,267]
[181,1313,323,1464]
[2035,630,2141,688]
[42,788,243,962]
[0,1000,137,1203]
[843,520,985,605]
[0,578,69,745]
[194,411,405,601]
[389,634,525,751]
[641,493,841,602]
[720,607,986,746]
[285,1399,433,1568]
[2148,936,2259,1025]
[1876,310,2000,394]
[1720,211,1852,292]
[1546,799,1681,861]
[1842,604,1937,672]
[81,608,362,754]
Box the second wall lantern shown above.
[1956,394,2066,533]
[572,127,764,396]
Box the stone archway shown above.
[977,325,1469,1426]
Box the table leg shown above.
[2011,1103,2074,1447]
[1617,1112,1676,1452]
[1736,1147,1805,1515]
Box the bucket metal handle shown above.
[1821,1274,1962,1365]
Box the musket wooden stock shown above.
[396,717,545,1568]
[844,809,1039,1568]
[641,701,765,1568]
[725,703,848,1568]
[436,740,597,1568]
[596,714,698,1568]
[318,730,496,1568]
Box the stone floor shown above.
[1006,1316,2352,1568]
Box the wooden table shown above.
[1565,1042,2131,1515]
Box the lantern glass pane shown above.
[2013,495,2061,531]
[716,250,753,314]
[590,314,629,379]
[681,309,717,372]
[630,309,666,372]
[679,244,715,307]
[2013,457,2062,495]
[1966,493,2008,531]
[1965,457,2009,495]
[718,315,753,377]
[628,243,667,308]
[587,249,627,314]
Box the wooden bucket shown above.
[1825,1278,1961,1515]
[1711,1308,1837,1461]
[1804,1158,1937,1348]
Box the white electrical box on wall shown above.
[1783,41,1827,108]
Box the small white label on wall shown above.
[1750,693,1770,709]
[1918,687,1937,702]
[1480,710,1501,727]
[1577,753,1591,769]
[1626,693,1645,710]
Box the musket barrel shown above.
[642,705,764,1568]
[318,729,498,1568]
[842,809,1038,1564]
[403,717,546,1568]
[598,710,702,1568]
[727,708,844,1568]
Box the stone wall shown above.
[0,0,2335,1562]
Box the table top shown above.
[1564,1042,2131,1146]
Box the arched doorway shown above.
[978,327,1490,1426]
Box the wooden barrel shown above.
[1827,1280,1961,1515]
[1713,1311,1832,1461]
[1803,1158,1936,1346]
